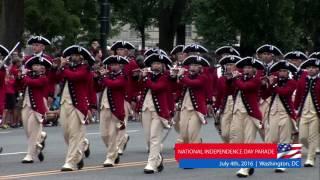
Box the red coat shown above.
[234,75,262,120]
[171,65,188,107]
[137,72,171,120]
[123,59,140,102]
[268,79,297,120]
[101,72,127,123]
[167,77,178,116]
[57,64,97,116]
[9,64,20,77]
[46,70,57,98]
[294,76,320,118]
[88,71,98,109]
[21,73,49,115]
[0,68,6,115]
[205,67,218,101]
[214,76,236,113]
[5,77,15,94]
[179,72,208,115]
[258,69,272,100]
[295,69,308,81]
[203,67,214,104]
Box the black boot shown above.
[38,151,44,162]
[77,159,84,170]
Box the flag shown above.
[277,144,302,159]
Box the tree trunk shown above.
[158,11,175,51]
[176,23,185,45]
[158,0,187,52]
[0,0,24,49]
[139,26,146,50]
[239,33,255,56]
[313,29,320,52]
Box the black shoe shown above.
[157,163,164,172]
[103,163,114,167]
[0,147,2,153]
[236,173,248,178]
[115,156,120,164]
[144,169,155,174]
[304,163,314,167]
[84,144,90,158]
[77,159,84,170]
[22,160,34,163]
[157,154,164,172]
[61,167,73,171]
[274,168,285,173]
[38,151,44,162]
[248,168,254,175]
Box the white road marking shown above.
[0,130,140,156]
[87,129,139,135]
[0,131,12,134]
[0,151,26,156]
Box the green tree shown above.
[193,0,237,50]
[63,0,99,43]
[25,0,81,47]
[110,0,158,49]
[194,0,301,55]
[25,0,99,48]
[291,0,320,52]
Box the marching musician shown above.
[98,55,128,167]
[215,46,241,60]
[25,36,52,62]
[214,46,241,78]
[57,45,96,171]
[170,45,185,145]
[25,36,53,149]
[214,55,241,143]
[18,56,52,163]
[0,45,9,128]
[182,44,216,108]
[294,58,320,167]
[284,51,308,80]
[230,57,264,177]
[307,52,320,154]
[110,41,138,156]
[138,53,172,174]
[283,51,308,144]
[265,60,298,173]
[143,48,170,152]
[170,45,185,66]
[256,44,283,140]
[182,45,213,145]
[175,55,210,144]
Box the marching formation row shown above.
[0,36,319,178]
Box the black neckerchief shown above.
[151,72,162,82]
[278,78,288,86]
[189,73,199,79]
[242,74,253,81]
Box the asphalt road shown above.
[0,119,319,180]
